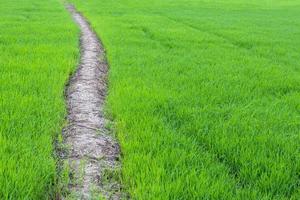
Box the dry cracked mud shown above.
[61,4,123,200]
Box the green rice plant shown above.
[69,0,300,199]
[0,0,78,199]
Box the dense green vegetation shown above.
[0,0,78,199]
[1,0,300,199]
[70,0,300,199]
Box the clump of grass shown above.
[70,0,300,199]
[102,167,122,185]
[0,0,78,199]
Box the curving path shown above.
[62,4,123,199]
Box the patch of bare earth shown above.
[61,4,124,199]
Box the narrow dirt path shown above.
[62,4,123,199]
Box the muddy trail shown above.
[61,4,123,199]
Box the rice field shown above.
[0,0,78,199]
[1,0,300,199]
[70,0,300,199]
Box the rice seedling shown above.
[70,0,300,199]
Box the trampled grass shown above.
[0,0,78,199]
[69,0,300,199]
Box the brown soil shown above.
[62,4,123,199]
